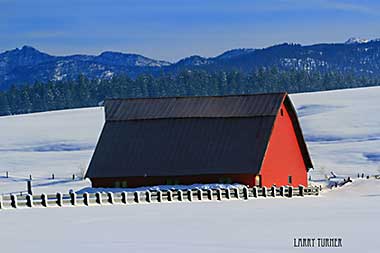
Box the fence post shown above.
[11,194,18,208]
[41,193,48,207]
[134,191,140,203]
[262,187,267,197]
[234,187,240,199]
[226,188,231,199]
[178,190,183,201]
[26,194,33,208]
[197,189,203,201]
[311,186,320,196]
[167,190,173,202]
[187,190,193,202]
[271,186,276,197]
[242,186,249,200]
[279,186,285,197]
[108,192,114,204]
[95,192,102,205]
[216,189,222,200]
[70,192,77,206]
[121,191,128,204]
[157,190,163,202]
[207,189,213,200]
[56,192,63,207]
[145,191,151,203]
[83,193,90,206]
[299,185,305,197]
[27,180,33,195]
[288,186,293,198]
[252,187,258,198]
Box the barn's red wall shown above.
[260,103,308,187]
[91,173,254,188]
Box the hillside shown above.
[2,38,380,89]
[0,87,379,253]
[0,86,379,195]
[292,87,380,178]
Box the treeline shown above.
[0,68,379,116]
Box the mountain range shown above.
[1,37,380,90]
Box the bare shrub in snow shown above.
[76,164,87,180]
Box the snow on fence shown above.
[0,185,319,210]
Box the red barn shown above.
[86,93,313,188]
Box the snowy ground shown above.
[0,179,379,252]
[0,107,103,194]
[0,87,380,194]
[292,86,380,179]
[1,87,379,252]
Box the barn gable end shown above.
[259,96,312,187]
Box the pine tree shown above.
[0,92,11,116]
[1,69,380,116]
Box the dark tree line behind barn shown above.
[0,68,379,116]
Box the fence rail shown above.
[0,185,320,210]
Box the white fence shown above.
[0,185,320,210]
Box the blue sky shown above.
[1,0,380,61]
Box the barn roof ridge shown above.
[105,93,287,121]
[104,91,288,102]
[106,114,278,122]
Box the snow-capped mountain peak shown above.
[96,51,171,67]
[345,37,369,44]
[216,48,255,60]
[176,55,211,66]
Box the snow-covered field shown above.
[292,87,380,178]
[0,107,103,194]
[0,87,380,252]
[1,86,379,194]
[0,179,379,252]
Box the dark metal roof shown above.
[86,117,275,178]
[105,93,286,121]
[86,93,313,179]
